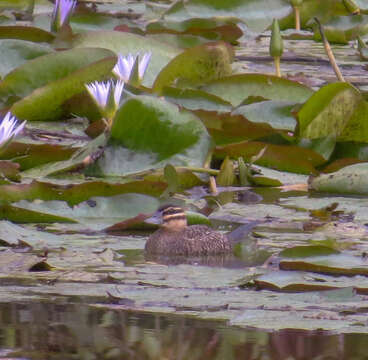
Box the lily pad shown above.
[202,74,313,107]
[297,82,368,142]
[72,30,180,87]
[0,25,54,43]
[280,253,368,276]
[11,55,117,121]
[153,41,233,94]
[309,162,368,195]
[0,179,166,206]
[215,141,325,174]
[88,96,212,176]
[13,194,160,230]
[0,39,53,79]
[164,0,292,33]
[0,47,115,102]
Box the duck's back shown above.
[145,225,231,256]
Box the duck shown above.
[145,205,237,256]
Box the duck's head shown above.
[159,205,187,231]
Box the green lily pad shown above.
[0,47,114,102]
[0,141,76,170]
[0,179,166,206]
[313,15,368,44]
[255,270,368,292]
[164,0,292,33]
[233,100,298,132]
[196,111,279,145]
[0,202,76,223]
[162,86,232,112]
[87,95,212,176]
[153,41,233,94]
[0,25,54,43]
[215,141,325,174]
[14,194,160,230]
[297,82,368,142]
[280,253,368,276]
[11,55,116,121]
[21,132,108,177]
[309,162,368,195]
[202,74,313,107]
[146,17,243,43]
[0,39,53,79]
[72,30,180,87]
[280,245,340,258]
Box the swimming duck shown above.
[145,205,232,256]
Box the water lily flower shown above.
[113,52,152,84]
[51,0,76,32]
[85,80,125,123]
[0,112,26,150]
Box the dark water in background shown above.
[0,301,366,360]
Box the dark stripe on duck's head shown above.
[162,206,185,217]
[159,205,187,230]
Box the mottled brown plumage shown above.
[145,206,232,256]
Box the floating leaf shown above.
[146,17,243,44]
[297,82,368,142]
[0,179,166,206]
[14,194,160,230]
[232,100,298,132]
[196,111,279,145]
[164,0,292,33]
[72,30,180,87]
[313,15,368,44]
[280,253,368,276]
[153,41,233,94]
[0,25,54,43]
[162,86,232,112]
[202,74,313,107]
[0,39,53,79]
[11,56,117,121]
[280,245,340,258]
[309,162,368,195]
[215,141,325,174]
[87,96,212,176]
[0,47,115,102]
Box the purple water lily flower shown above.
[0,112,26,149]
[113,52,152,83]
[51,0,76,32]
[85,80,125,119]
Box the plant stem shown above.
[315,17,345,82]
[176,166,220,175]
[274,56,281,77]
[294,6,300,31]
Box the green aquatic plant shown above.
[85,80,125,127]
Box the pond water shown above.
[0,300,366,360]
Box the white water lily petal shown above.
[114,80,125,107]
[85,81,111,108]
[138,52,152,79]
[113,52,151,82]
[0,112,26,148]
[52,0,76,28]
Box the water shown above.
[0,301,366,360]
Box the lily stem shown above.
[294,6,300,31]
[315,17,345,82]
[274,56,281,77]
